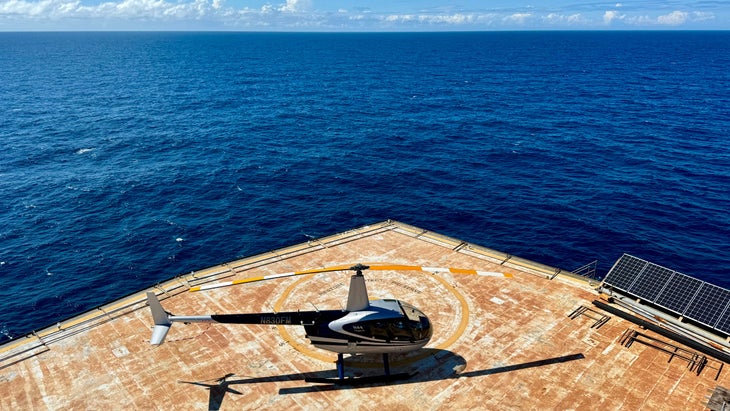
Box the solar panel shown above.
[654,273,703,313]
[603,254,730,336]
[628,264,675,302]
[603,254,648,291]
[714,308,730,334]
[684,283,730,329]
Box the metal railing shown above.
[571,260,599,280]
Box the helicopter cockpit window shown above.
[389,319,412,339]
[370,321,389,339]
[342,303,432,342]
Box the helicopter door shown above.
[370,321,390,340]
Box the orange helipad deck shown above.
[1,220,726,410]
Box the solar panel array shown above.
[603,254,730,335]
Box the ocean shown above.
[1,31,728,342]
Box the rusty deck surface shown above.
[1,220,727,410]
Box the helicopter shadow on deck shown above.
[179,349,585,408]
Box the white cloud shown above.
[0,0,219,20]
[625,15,653,25]
[657,10,687,26]
[383,14,412,23]
[0,0,69,18]
[620,10,715,27]
[503,13,531,25]
[543,12,584,25]
[603,10,624,24]
[691,11,715,22]
[277,0,309,13]
[0,0,321,28]
[382,13,498,26]
[420,13,475,24]
[0,0,724,30]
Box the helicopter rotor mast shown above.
[345,263,370,311]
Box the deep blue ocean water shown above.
[1,31,728,342]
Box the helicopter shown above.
[146,263,511,383]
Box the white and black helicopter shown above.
[147,263,510,383]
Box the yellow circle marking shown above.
[273,272,470,367]
[431,272,470,350]
[274,275,332,363]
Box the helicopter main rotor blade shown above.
[189,263,511,292]
[189,264,354,292]
[364,264,512,278]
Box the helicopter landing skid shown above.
[305,353,417,385]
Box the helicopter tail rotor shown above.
[147,292,172,345]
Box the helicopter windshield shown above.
[400,302,426,322]
[398,302,432,341]
[339,301,433,343]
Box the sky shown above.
[0,0,727,31]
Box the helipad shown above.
[1,220,727,410]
